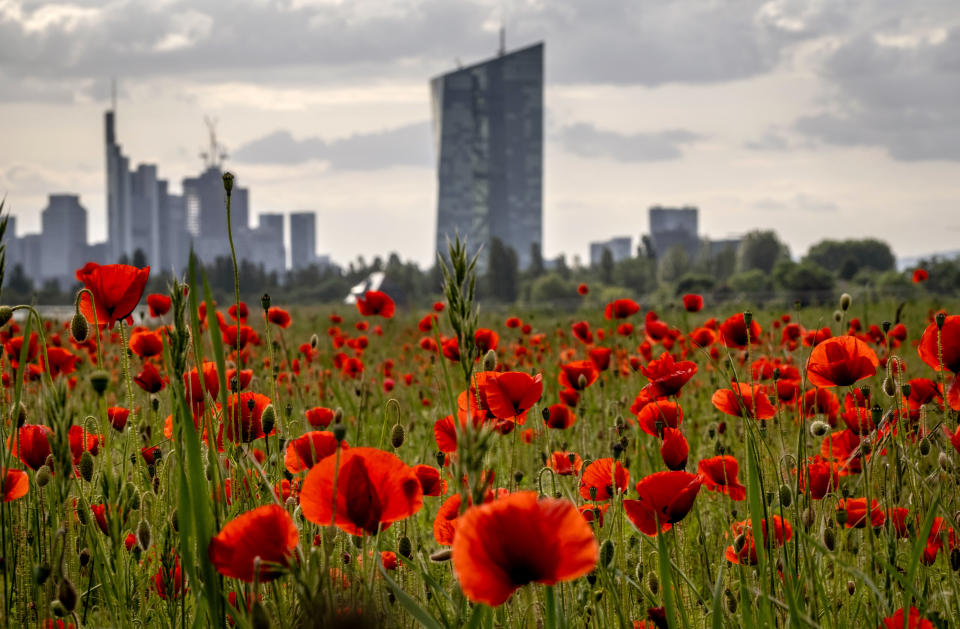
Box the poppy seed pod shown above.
[90,370,110,396]
[514,470,524,483]
[260,293,271,312]
[79,451,94,482]
[881,320,891,334]
[937,312,946,329]
[78,549,90,567]
[331,422,347,443]
[0,305,13,327]
[222,171,234,195]
[390,423,405,448]
[810,421,830,438]
[435,451,446,467]
[71,312,89,342]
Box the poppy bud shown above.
[837,294,851,312]
[137,519,152,551]
[725,589,738,613]
[577,374,588,389]
[71,312,89,343]
[90,369,110,396]
[36,465,52,488]
[435,451,446,467]
[334,407,344,423]
[261,404,276,436]
[513,470,524,484]
[246,397,256,412]
[398,536,413,559]
[919,438,931,457]
[79,451,94,482]
[802,507,815,529]
[222,171,234,195]
[332,422,348,443]
[285,402,293,419]
[951,548,960,572]
[50,601,67,618]
[742,311,752,327]
[779,484,793,507]
[733,533,746,553]
[390,423,405,449]
[251,601,272,629]
[310,333,319,349]
[0,305,13,327]
[57,577,78,613]
[824,527,836,551]
[429,549,452,562]
[260,293,271,312]
[882,377,896,397]
[835,509,848,526]
[13,401,27,428]
[589,486,598,501]
[79,549,90,567]
[34,563,51,585]
[170,509,179,532]
[881,320,891,334]
[937,313,946,330]
[481,349,498,372]
[810,421,829,438]
[846,580,855,596]
[600,540,614,567]
[833,310,843,323]
[901,383,911,399]
[646,572,659,595]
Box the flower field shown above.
[2,229,959,628]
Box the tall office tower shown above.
[157,180,190,272]
[289,212,317,269]
[130,164,160,265]
[40,195,89,286]
[649,206,700,260]
[248,213,286,276]
[105,110,132,261]
[183,167,249,264]
[431,42,543,269]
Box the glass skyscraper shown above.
[431,42,543,269]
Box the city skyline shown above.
[1,0,959,269]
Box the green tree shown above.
[614,257,656,294]
[658,245,690,284]
[530,273,576,304]
[599,248,615,284]
[804,239,895,278]
[773,259,835,305]
[528,242,544,278]
[553,255,571,280]
[728,269,772,294]
[486,237,518,302]
[736,230,790,274]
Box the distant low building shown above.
[649,205,699,260]
[589,236,633,266]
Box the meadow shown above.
[1,201,958,629]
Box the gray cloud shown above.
[556,123,702,162]
[754,193,839,213]
[233,122,433,170]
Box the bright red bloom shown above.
[305,406,335,428]
[623,471,702,536]
[805,336,879,388]
[605,299,641,320]
[68,425,101,463]
[146,293,171,317]
[107,407,130,431]
[480,371,543,420]
[718,313,761,349]
[588,347,612,371]
[78,264,150,329]
[42,347,80,378]
[544,403,577,429]
[451,491,598,606]
[682,294,703,313]
[2,469,29,502]
[223,392,273,443]
[697,455,746,501]
[75,261,99,283]
[184,362,220,407]
[412,464,445,496]
[838,497,885,528]
[881,607,933,629]
[660,427,689,471]
[577,283,589,295]
[9,424,53,470]
[912,269,928,283]
[300,447,423,536]
[433,301,445,312]
[434,415,458,453]
[690,327,716,348]
[228,302,249,322]
[636,400,683,437]
[267,307,292,328]
[153,557,184,599]
[641,352,697,397]
[797,457,839,499]
[724,516,792,565]
[474,328,499,353]
[284,431,346,474]
[208,504,299,582]
[918,314,960,410]
[548,452,583,476]
[712,383,777,420]
[129,329,164,358]
[134,362,165,393]
[558,360,599,391]
[571,321,593,344]
[579,458,629,501]
[222,325,255,350]
[356,291,395,318]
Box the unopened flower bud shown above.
[390,423,405,449]
[251,601,272,629]
[36,465,52,487]
[435,451,446,467]
[802,507,815,529]
[937,313,946,330]
[600,539,615,567]
[13,402,27,428]
[646,571,659,595]
[260,293,271,312]
[882,377,896,397]
[310,333,319,349]
[514,470,524,484]
[881,320,891,334]
[578,374,588,389]
[939,452,952,472]
[810,421,829,438]
[334,407,344,423]
[90,369,110,395]
[742,311,752,327]
[839,293,852,311]
[482,349,497,372]
[398,536,413,559]
[429,549,452,562]
[79,548,90,567]
[824,526,836,551]
[833,310,843,323]
[79,451,94,482]
[222,171,234,195]
[137,519,152,551]
[260,404,276,436]
[34,563,51,585]
[779,484,793,507]
[57,577,78,612]
[836,509,848,527]
[332,422,347,443]
[919,438,931,456]
[0,306,13,327]
[847,580,855,596]
[71,312,89,342]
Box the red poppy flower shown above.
[636,400,683,437]
[284,431,346,474]
[208,504,299,582]
[579,458,629,501]
[107,407,130,431]
[558,360,599,391]
[75,261,99,283]
[433,301,445,312]
[697,455,746,501]
[474,328,499,354]
[412,464,445,496]
[227,302,249,322]
[305,406,335,428]
[805,336,879,388]
[712,383,777,420]
[641,352,698,397]
[42,347,80,378]
[184,362,220,407]
[134,362,165,393]
[2,469,29,502]
[223,392,273,443]
[604,299,641,320]
[718,313,762,349]
[434,415,458,453]
[267,307,292,328]
[690,327,716,348]
[571,321,593,344]
[724,516,792,565]
[153,557,184,599]
[660,427,688,471]
[543,403,577,429]
[141,446,162,465]
[78,264,150,329]
[300,447,423,536]
[547,452,583,476]
[222,325,255,351]
[912,269,928,283]
[838,497,885,528]
[797,457,839,499]
[69,425,101,463]
[558,388,580,407]
[129,330,164,358]
[802,387,841,424]
[918,315,960,410]
[881,607,933,629]
[226,368,253,392]
[480,371,543,420]
[451,491,598,606]
[356,291,395,318]
[577,283,589,295]
[682,294,703,313]
[821,429,863,475]
[146,293,171,317]
[624,471,702,536]
[9,424,53,470]
[90,503,110,534]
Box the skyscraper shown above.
[649,206,700,260]
[105,110,132,261]
[40,195,88,286]
[289,212,317,269]
[431,42,543,269]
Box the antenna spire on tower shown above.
[110,77,117,111]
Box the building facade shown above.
[431,42,543,269]
[590,236,633,266]
[649,206,700,260]
[289,211,317,269]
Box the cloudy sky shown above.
[1,0,958,268]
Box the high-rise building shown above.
[246,213,285,277]
[289,212,317,269]
[649,206,700,260]
[105,110,132,261]
[590,236,633,266]
[183,167,250,265]
[40,195,89,286]
[431,42,543,269]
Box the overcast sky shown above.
[2,0,959,268]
